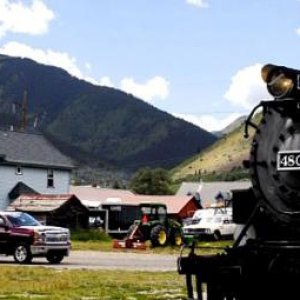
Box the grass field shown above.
[71,239,233,255]
[0,239,232,299]
[0,267,186,300]
[71,228,233,252]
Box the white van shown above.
[183,207,236,240]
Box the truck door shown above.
[222,217,235,236]
[0,215,10,252]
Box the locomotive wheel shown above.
[150,225,167,247]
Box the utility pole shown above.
[20,90,28,132]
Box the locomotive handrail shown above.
[244,102,263,138]
[243,99,300,138]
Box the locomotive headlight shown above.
[268,74,293,98]
[261,64,300,99]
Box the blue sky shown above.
[1,0,300,131]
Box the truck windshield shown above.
[202,217,222,223]
[6,213,41,227]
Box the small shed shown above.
[8,194,89,229]
[70,186,137,233]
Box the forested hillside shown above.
[0,54,217,173]
[172,115,260,182]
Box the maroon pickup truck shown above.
[0,211,71,264]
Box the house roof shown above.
[176,182,202,197]
[177,181,252,207]
[70,185,197,214]
[0,130,74,169]
[8,194,81,212]
[8,181,38,200]
[70,185,135,208]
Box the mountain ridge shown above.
[0,54,217,173]
[172,114,258,182]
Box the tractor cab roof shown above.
[139,203,167,209]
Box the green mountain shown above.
[213,115,247,137]
[172,115,259,182]
[0,54,217,172]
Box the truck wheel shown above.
[150,225,167,247]
[46,253,64,264]
[13,244,32,264]
[213,230,221,241]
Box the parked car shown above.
[0,211,71,264]
[182,207,236,240]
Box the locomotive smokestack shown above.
[261,64,300,99]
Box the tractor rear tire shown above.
[150,225,167,247]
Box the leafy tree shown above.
[130,168,173,195]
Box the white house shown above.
[0,129,75,209]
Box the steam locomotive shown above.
[178,64,300,299]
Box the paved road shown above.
[0,251,179,271]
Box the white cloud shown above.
[186,0,209,8]
[0,42,169,102]
[173,112,241,132]
[0,0,54,38]
[99,76,169,102]
[0,41,85,79]
[99,76,115,88]
[120,76,169,102]
[84,62,92,71]
[224,63,271,110]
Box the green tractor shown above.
[113,203,183,249]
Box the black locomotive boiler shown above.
[178,64,300,300]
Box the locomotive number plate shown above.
[277,150,300,171]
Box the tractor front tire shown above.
[171,229,183,246]
[150,225,167,247]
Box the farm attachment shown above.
[112,223,147,250]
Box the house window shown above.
[15,166,22,175]
[47,169,54,188]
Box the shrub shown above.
[71,229,111,242]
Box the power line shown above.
[176,110,249,116]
